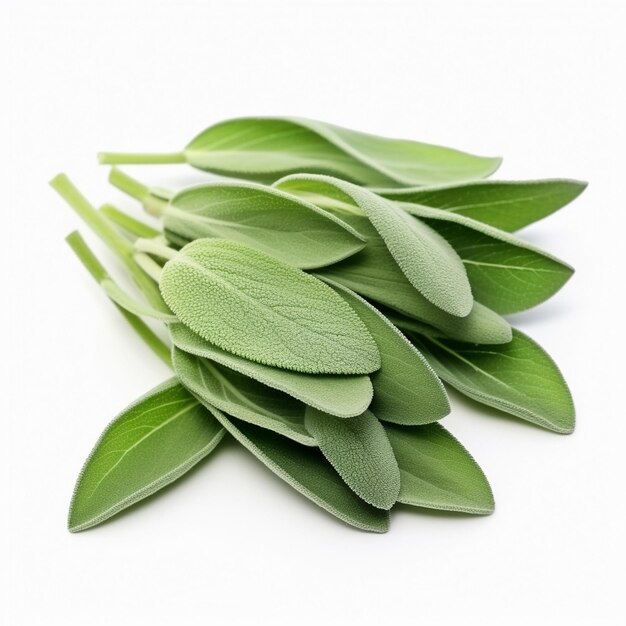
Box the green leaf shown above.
[160,239,381,374]
[305,408,400,510]
[408,330,575,434]
[385,423,494,514]
[170,322,373,418]
[164,182,365,269]
[101,278,178,322]
[205,405,390,532]
[321,280,449,425]
[400,203,574,314]
[377,179,587,231]
[276,176,510,343]
[278,174,473,316]
[172,348,315,446]
[68,379,224,532]
[99,117,501,187]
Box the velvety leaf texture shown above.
[164,182,365,269]
[305,408,401,510]
[408,330,575,433]
[400,203,574,314]
[184,117,501,187]
[170,323,373,418]
[206,406,390,533]
[160,239,381,374]
[172,348,315,446]
[385,423,494,514]
[275,176,512,344]
[68,379,224,532]
[322,280,450,425]
[278,174,473,317]
[377,179,587,231]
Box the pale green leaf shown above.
[377,179,587,231]
[205,405,390,532]
[164,182,365,269]
[276,176,510,343]
[178,117,501,187]
[399,203,574,314]
[160,239,381,374]
[172,348,315,446]
[321,280,449,425]
[385,423,494,514]
[68,378,224,532]
[278,174,472,316]
[170,322,373,418]
[101,278,178,322]
[408,330,575,434]
[305,407,400,510]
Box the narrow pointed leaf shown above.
[321,280,449,424]
[278,174,473,316]
[305,407,400,510]
[408,330,575,433]
[173,348,315,446]
[377,179,587,231]
[164,182,365,269]
[205,405,390,533]
[68,379,224,532]
[385,423,494,514]
[170,323,373,418]
[400,203,574,314]
[160,239,380,374]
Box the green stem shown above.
[50,173,169,312]
[66,231,171,367]
[98,152,185,165]
[108,167,169,216]
[134,253,164,283]
[100,204,160,239]
[134,238,178,260]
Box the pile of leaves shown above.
[51,117,584,533]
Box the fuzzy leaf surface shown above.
[68,379,224,532]
[160,239,380,374]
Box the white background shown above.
[1,1,624,624]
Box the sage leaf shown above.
[408,330,575,434]
[321,280,449,425]
[100,117,501,188]
[305,408,401,510]
[172,348,315,446]
[377,179,587,231]
[400,203,574,314]
[278,174,473,316]
[159,239,381,374]
[170,322,373,418]
[385,423,494,514]
[68,378,224,532]
[164,182,365,269]
[205,405,390,532]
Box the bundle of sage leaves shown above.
[51,117,583,533]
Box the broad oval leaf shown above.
[170,323,373,418]
[164,182,365,269]
[160,239,381,374]
[205,405,390,533]
[172,348,315,446]
[385,423,494,514]
[408,329,575,434]
[400,203,574,314]
[181,117,501,187]
[376,179,587,232]
[68,378,224,532]
[305,407,401,510]
[278,174,473,316]
[275,177,511,344]
[321,280,449,425]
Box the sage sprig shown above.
[51,116,582,533]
